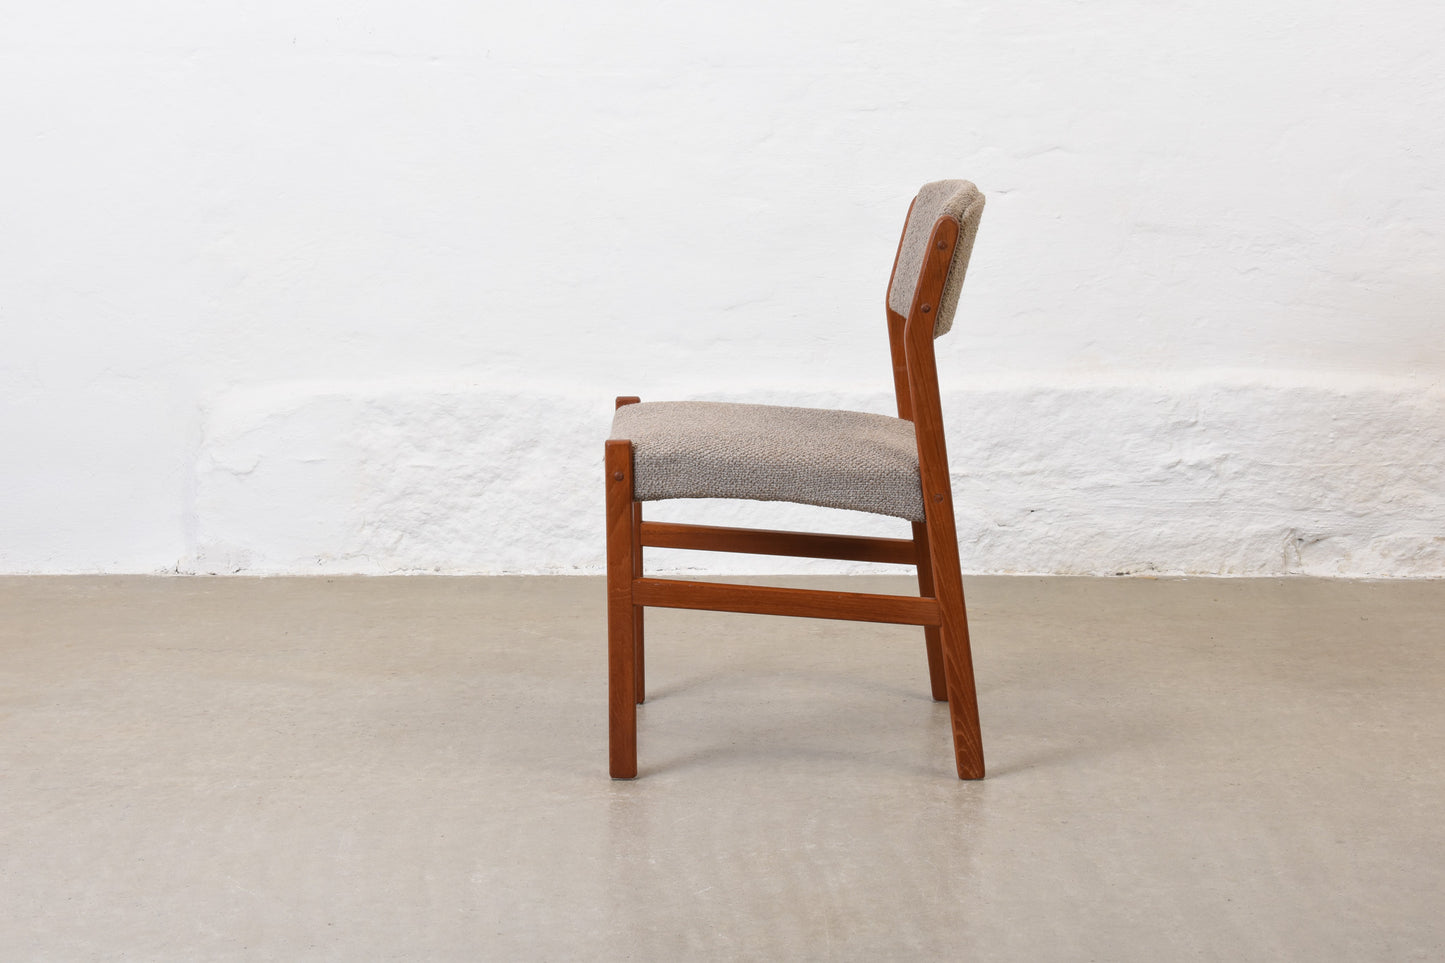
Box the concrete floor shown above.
[1,575,1442,961]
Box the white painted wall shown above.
[3,1,1443,576]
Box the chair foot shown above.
[940,612,985,780]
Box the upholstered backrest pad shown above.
[886,180,985,338]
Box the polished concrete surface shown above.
[1,575,1442,960]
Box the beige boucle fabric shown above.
[887,180,985,338]
[611,401,926,521]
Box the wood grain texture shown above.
[639,522,916,565]
[905,215,985,779]
[618,398,645,703]
[604,439,638,778]
[633,578,940,626]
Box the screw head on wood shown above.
[937,239,948,249]
[921,304,932,313]
[933,492,944,502]
[613,471,624,481]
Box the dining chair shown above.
[605,180,986,779]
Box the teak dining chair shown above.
[605,180,986,780]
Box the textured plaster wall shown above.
[3,1,1443,575]
[189,376,1445,576]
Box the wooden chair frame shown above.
[606,203,984,780]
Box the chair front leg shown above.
[605,439,639,778]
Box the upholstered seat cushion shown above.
[610,401,925,522]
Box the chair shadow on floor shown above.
[628,657,1153,780]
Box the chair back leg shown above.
[921,495,985,779]
[632,502,645,704]
[912,520,950,702]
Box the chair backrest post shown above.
[884,179,984,497]
[902,215,963,499]
[886,309,913,421]
[885,180,984,425]
[885,197,919,422]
